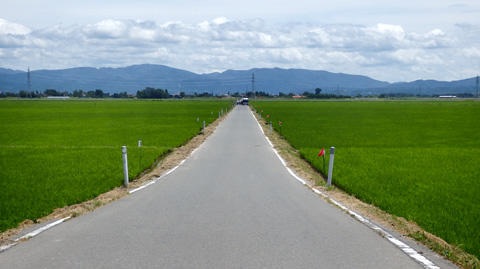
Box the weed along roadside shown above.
[250,100,480,268]
[0,100,234,246]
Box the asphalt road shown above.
[0,105,452,268]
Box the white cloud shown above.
[212,17,230,25]
[0,18,31,35]
[463,47,480,58]
[83,20,129,39]
[304,23,455,52]
[0,17,478,82]
[266,48,304,63]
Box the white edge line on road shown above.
[17,217,71,240]
[0,243,16,253]
[128,163,182,194]
[128,181,156,194]
[251,110,287,166]
[190,147,199,156]
[129,144,191,194]
[1,216,71,254]
[251,110,440,269]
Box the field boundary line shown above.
[250,109,440,269]
[0,216,71,254]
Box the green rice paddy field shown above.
[252,100,480,259]
[0,99,232,233]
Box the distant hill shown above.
[385,78,478,95]
[0,68,24,75]
[0,64,477,96]
[209,68,390,94]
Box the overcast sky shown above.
[1,0,479,82]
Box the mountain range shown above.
[0,64,477,96]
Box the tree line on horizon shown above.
[0,87,475,99]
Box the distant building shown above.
[47,96,70,99]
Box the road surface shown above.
[0,105,452,268]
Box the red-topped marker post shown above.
[318,148,326,177]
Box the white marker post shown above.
[327,147,335,187]
[122,146,129,187]
[203,120,205,134]
[269,121,272,134]
[138,140,142,174]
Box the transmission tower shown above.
[476,75,479,98]
[27,67,31,98]
[251,72,255,94]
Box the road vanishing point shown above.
[0,105,455,268]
